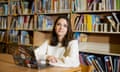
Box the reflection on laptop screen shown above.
[13,46,38,68]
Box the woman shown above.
[34,16,80,67]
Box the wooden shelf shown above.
[36,29,52,32]
[18,44,33,46]
[0,41,6,43]
[0,14,8,16]
[38,9,71,15]
[7,42,18,44]
[7,28,34,31]
[74,10,120,13]
[0,1,8,3]
[10,14,34,16]
[73,31,120,34]
[39,12,71,15]
[79,49,120,56]
[0,29,7,30]
[10,0,19,2]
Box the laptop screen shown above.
[13,46,38,68]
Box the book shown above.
[3,4,8,15]
[77,15,84,31]
[21,31,30,44]
[46,16,53,30]
[104,56,113,72]
[79,33,88,42]
[107,16,117,32]
[73,32,80,40]
[49,59,71,68]
[0,31,5,41]
[38,15,43,30]
[74,16,80,30]
[28,16,33,29]
[87,55,100,72]
[23,16,30,29]
[96,56,105,71]
[87,14,92,32]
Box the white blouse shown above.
[34,40,80,67]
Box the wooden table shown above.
[0,53,92,72]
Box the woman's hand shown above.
[47,56,57,63]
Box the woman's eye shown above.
[56,23,68,28]
[64,24,67,27]
[56,23,60,26]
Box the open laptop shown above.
[12,45,74,68]
[12,46,50,69]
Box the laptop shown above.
[13,46,50,69]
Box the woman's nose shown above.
[60,25,64,29]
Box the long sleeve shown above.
[49,40,80,67]
[34,40,48,61]
[63,40,80,67]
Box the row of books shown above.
[8,30,18,43]
[79,53,120,72]
[73,13,120,32]
[73,0,120,11]
[0,17,7,29]
[10,0,34,14]
[36,15,54,30]
[1,0,120,15]
[9,15,54,30]
[0,0,71,15]
[0,30,33,44]
[79,42,120,53]
[74,32,120,53]
[10,16,34,29]
[0,3,8,15]
[20,31,33,45]
[37,0,71,13]
[8,30,33,45]
[73,32,88,42]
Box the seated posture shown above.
[34,16,80,67]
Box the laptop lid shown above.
[13,46,39,68]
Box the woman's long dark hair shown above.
[50,16,73,47]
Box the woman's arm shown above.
[34,40,57,63]
[62,40,80,67]
[49,40,80,67]
[34,40,48,61]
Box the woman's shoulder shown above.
[67,40,79,49]
[39,40,50,46]
[68,39,78,45]
[44,39,50,44]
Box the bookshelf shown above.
[0,0,71,53]
[0,0,120,71]
[72,0,120,72]
[0,0,8,53]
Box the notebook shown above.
[13,46,49,69]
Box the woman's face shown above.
[55,18,68,38]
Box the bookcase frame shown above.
[0,0,120,71]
